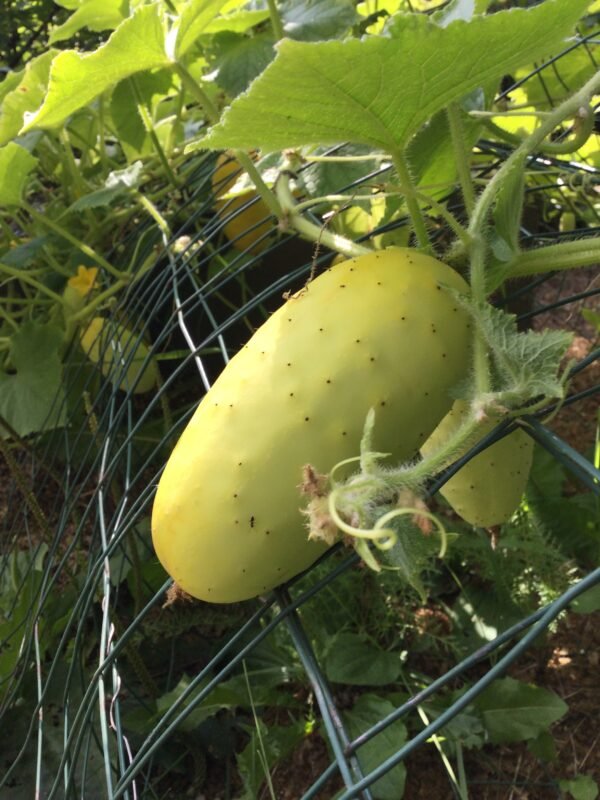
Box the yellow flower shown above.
[67,266,98,297]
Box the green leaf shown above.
[0,143,38,206]
[408,108,484,201]
[48,0,128,43]
[324,632,401,685]
[110,69,175,158]
[423,693,487,751]
[210,32,275,97]
[582,308,600,333]
[571,583,600,614]
[300,144,380,198]
[21,5,170,132]
[237,719,305,800]
[1,236,49,268]
[281,0,359,41]
[489,152,526,277]
[473,677,568,743]
[0,550,46,701]
[199,0,589,152]
[67,161,143,211]
[203,9,270,34]
[0,322,65,438]
[528,730,557,762]
[0,69,23,106]
[470,302,573,407]
[559,775,599,800]
[175,0,231,58]
[0,50,58,146]
[381,517,440,601]
[343,694,407,800]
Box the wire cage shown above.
[2,29,600,800]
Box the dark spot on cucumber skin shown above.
[304,417,310,422]
[342,431,347,437]
[265,530,271,536]
[370,356,376,362]
[233,493,238,498]
[242,569,246,574]
[287,362,292,367]
[250,516,255,528]
[319,328,324,332]
[289,392,294,397]
[380,401,386,407]
[340,284,346,288]
[401,316,406,321]
[326,379,332,384]
[235,520,239,525]
[355,339,361,344]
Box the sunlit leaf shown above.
[175,0,230,58]
[0,50,57,145]
[198,0,589,152]
[21,4,169,132]
[0,143,38,206]
[48,0,128,43]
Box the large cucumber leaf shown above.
[198,0,589,152]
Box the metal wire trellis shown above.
[2,34,600,800]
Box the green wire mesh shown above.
[2,33,600,800]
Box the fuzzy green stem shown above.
[233,149,283,218]
[0,302,19,333]
[480,104,595,155]
[304,153,389,163]
[130,77,181,190]
[0,261,64,303]
[407,413,482,484]
[447,102,476,215]
[266,0,284,39]
[98,94,109,173]
[468,72,600,243]
[275,174,371,259]
[414,189,472,247]
[173,63,220,123]
[68,279,130,323]
[58,128,87,201]
[469,237,492,394]
[390,148,432,253]
[508,237,600,278]
[136,192,171,235]
[24,204,127,280]
[174,63,283,218]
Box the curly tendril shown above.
[328,488,450,571]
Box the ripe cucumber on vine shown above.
[152,3,600,601]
